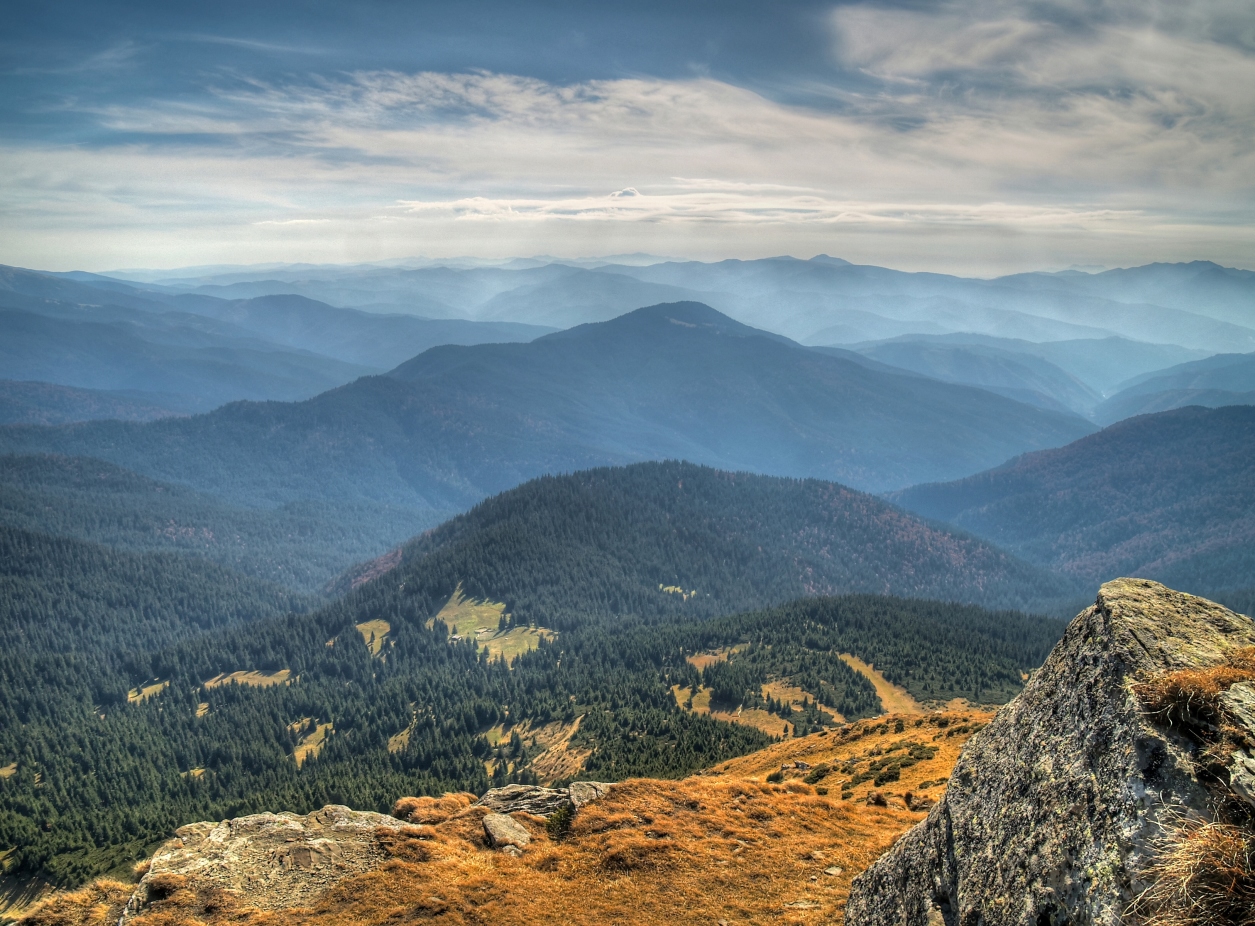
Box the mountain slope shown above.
[370,461,1074,618]
[166,293,554,369]
[0,461,1067,886]
[0,454,444,591]
[890,406,1255,595]
[0,303,1095,509]
[0,306,371,412]
[1094,352,1255,423]
[0,381,179,425]
[849,340,1100,416]
[0,265,551,414]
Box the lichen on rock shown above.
[119,804,407,923]
[845,578,1255,926]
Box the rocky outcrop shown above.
[473,782,612,815]
[846,578,1255,926]
[120,804,407,923]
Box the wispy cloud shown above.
[2,2,1253,272]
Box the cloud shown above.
[2,3,1253,272]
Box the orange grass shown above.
[24,711,989,926]
[1136,647,1255,730]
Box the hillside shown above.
[15,709,991,926]
[1094,351,1255,423]
[0,462,1066,887]
[891,406,1255,596]
[0,381,178,426]
[848,340,1099,416]
[373,461,1073,619]
[0,454,443,591]
[0,304,1095,516]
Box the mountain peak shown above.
[549,301,788,344]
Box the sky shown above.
[2,0,1254,275]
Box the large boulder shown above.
[120,804,406,923]
[845,579,1255,926]
[474,784,572,815]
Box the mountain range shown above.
[0,265,550,414]
[102,256,1255,354]
[0,302,1095,518]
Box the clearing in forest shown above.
[838,654,922,714]
[673,676,844,738]
[672,684,792,737]
[202,669,292,689]
[291,720,333,766]
[127,679,169,704]
[429,585,556,662]
[355,619,391,656]
[0,763,16,779]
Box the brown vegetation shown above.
[1135,647,1255,732]
[1133,647,1255,926]
[1133,819,1255,926]
[22,710,987,926]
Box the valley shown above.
[0,260,1251,924]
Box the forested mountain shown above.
[0,454,443,591]
[891,406,1255,597]
[1094,352,1255,423]
[0,462,1067,887]
[0,380,178,426]
[0,304,1096,517]
[0,524,309,662]
[370,461,1073,617]
[160,293,553,369]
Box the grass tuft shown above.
[1135,648,1255,733]
[1134,819,1255,926]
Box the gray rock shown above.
[475,784,571,815]
[483,812,532,849]
[120,804,406,923]
[500,844,524,858]
[568,781,612,808]
[845,579,1255,926]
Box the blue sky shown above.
[3,0,1253,274]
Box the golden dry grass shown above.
[1136,647,1255,731]
[354,620,391,657]
[0,763,16,780]
[126,680,169,705]
[293,723,334,767]
[202,669,291,690]
[838,654,923,714]
[430,587,556,662]
[13,879,129,926]
[36,711,989,926]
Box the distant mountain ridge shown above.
[890,405,1255,598]
[97,255,1255,354]
[1094,351,1255,423]
[0,303,1095,518]
[0,264,552,417]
